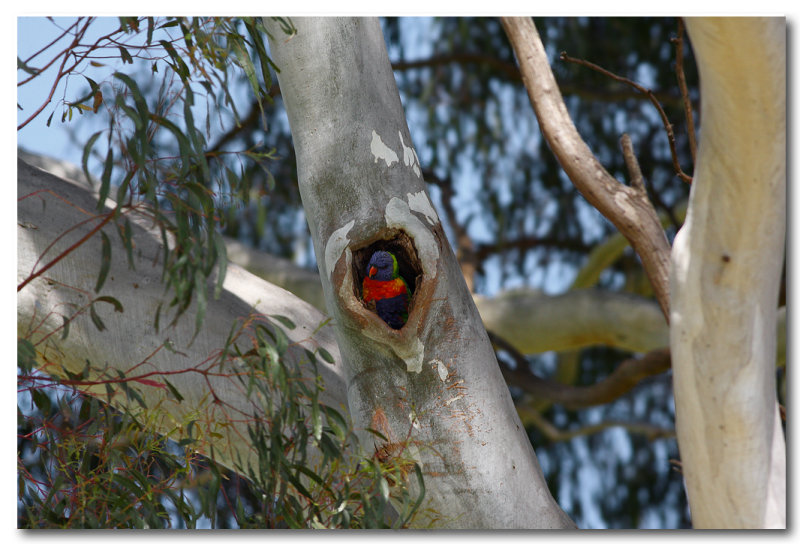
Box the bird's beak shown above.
[369,266,377,278]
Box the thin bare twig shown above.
[392,54,691,108]
[17,18,94,131]
[559,50,692,184]
[19,18,84,67]
[673,18,698,165]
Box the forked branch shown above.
[501,17,672,321]
[558,50,693,184]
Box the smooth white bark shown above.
[17,158,346,474]
[266,17,573,528]
[671,17,786,528]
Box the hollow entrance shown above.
[353,230,422,325]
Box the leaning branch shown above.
[489,331,671,410]
[501,17,672,321]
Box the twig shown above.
[19,18,83,67]
[392,54,691,108]
[17,20,92,131]
[620,134,646,193]
[17,210,116,293]
[673,18,697,165]
[559,50,692,184]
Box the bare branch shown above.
[559,50,693,184]
[489,330,671,410]
[501,17,672,322]
[392,53,692,108]
[520,407,675,442]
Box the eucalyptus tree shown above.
[17,16,785,528]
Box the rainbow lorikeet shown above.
[362,251,411,329]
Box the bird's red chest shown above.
[362,277,407,302]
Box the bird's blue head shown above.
[367,250,398,281]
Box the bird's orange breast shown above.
[362,277,408,302]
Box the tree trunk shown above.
[265,17,573,528]
[670,17,786,528]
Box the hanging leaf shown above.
[269,314,295,330]
[17,57,40,75]
[95,295,124,313]
[212,231,227,299]
[96,145,113,211]
[89,304,106,331]
[92,90,103,113]
[81,131,102,188]
[95,230,112,293]
[17,338,37,373]
[193,268,207,334]
[163,379,184,402]
[31,388,52,414]
[60,315,70,340]
[118,45,134,64]
[318,346,336,365]
[117,217,135,270]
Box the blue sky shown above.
[17,17,145,163]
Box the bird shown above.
[362,250,411,329]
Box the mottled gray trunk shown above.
[266,17,573,528]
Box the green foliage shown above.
[18,18,425,527]
[48,17,296,333]
[18,317,425,528]
[18,388,199,529]
[226,319,426,528]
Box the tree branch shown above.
[620,134,646,193]
[519,407,675,442]
[489,330,671,410]
[17,158,347,476]
[501,17,672,322]
[671,18,786,528]
[558,50,692,184]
